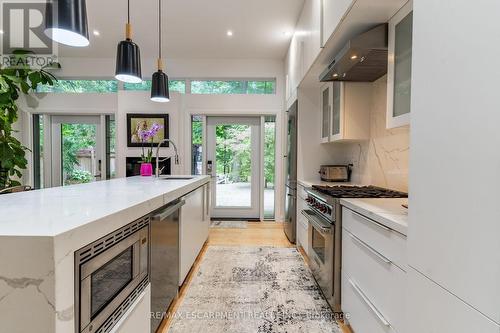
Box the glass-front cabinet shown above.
[321,84,330,143]
[320,81,369,143]
[387,0,413,128]
[331,81,342,140]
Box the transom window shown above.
[36,78,276,95]
[123,80,186,93]
[191,80,275,95]
[36,80,118,93]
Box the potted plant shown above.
[0,50,59,190]
[138,123,163,176]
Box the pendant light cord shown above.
[158,0,162,60]
[127,0,130,24]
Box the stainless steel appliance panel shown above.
[284,100,298,243]
[75,217,150,333]
[150,199,185,332]
[303,209,335,308]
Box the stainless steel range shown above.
[302,185,407,312]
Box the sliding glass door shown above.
[50,116,103,187]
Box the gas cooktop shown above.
[311,185,408,198]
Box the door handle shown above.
[207,160,213,175]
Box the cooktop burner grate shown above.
[311,185,408,198]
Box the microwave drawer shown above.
[342,207,407,271]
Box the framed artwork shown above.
[126,113,169,147]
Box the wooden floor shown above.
[159,221,352,333]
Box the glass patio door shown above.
[206,117,261,219]
[49,116,103,187]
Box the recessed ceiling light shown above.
[93,30,100,36]
[226,30,233,37]
[332,73,338,78]
[350,55,358,60]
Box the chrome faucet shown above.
[155,139,180,177]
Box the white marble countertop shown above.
[0,175,210,237]
[340,198,409,235]
[0,176,210,333]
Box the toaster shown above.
[319,165,352,182]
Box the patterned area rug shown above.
[168,246,341,333]
[210,220,248,229]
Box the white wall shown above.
[339,76,409,192]
[19,57,286,220]
[116,91,184,177]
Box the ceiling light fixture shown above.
[44,0,90,47]
[93,30,100,36]
[350,55,358,60]
[150,0,169,102]
[227,30,233,37]
[115,0,142,83]
[332,73,339,78]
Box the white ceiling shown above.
[58,0,304,59]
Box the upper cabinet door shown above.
[321,0,353,46]
[330,81,343,140]
[386,0,413,129]
[321,84,331,143]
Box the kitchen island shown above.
[0,175,210,333]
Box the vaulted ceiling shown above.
[58,0,304,59]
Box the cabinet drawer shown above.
[342,207,407,270]
[342,229,406,332]
[298,184,308,200]
[297,216,308,255]
[342,272,398,333]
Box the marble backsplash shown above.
[338,76,410,192]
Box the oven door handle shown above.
[301,210,331,235]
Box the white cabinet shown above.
[342,272,398,333]
[320,82,371,143]
[285,0,322,105]
[179,184,209,285]
[341,207,407,333]
[321,0,353,46]
[408,0,500,325]
[406,268,500,333]
[386,0,413,129]
[320,84,331,142]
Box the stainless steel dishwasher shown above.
[150,199,185,332]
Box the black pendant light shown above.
[115,0,142,83]
[44,0,90,47]
[151,0,169,102]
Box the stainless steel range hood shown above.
[319,24,388,82]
